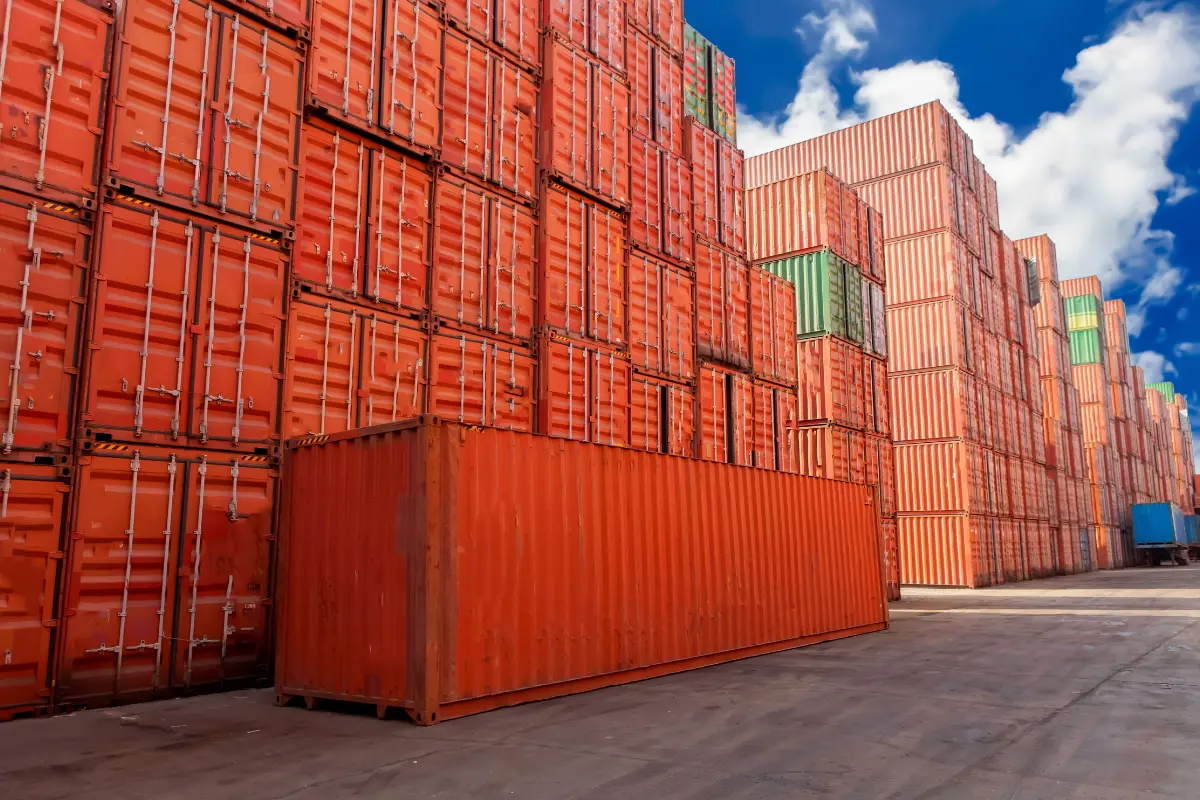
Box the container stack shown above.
[1148,385,1196,512]
[746,101,1052,588]
[1059,278,1129,568]
[744,169,898,599]
[1017,235,1096,574]
[1103,300,1140,528]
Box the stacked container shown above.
[746,101,1050,588]
[1103,300,1139,533]
[745,168,897,599]
[1017,235,1096,574]
[1058,278,1128,568]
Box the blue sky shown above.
[684,0,1200,469]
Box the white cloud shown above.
[738,1,1200,304]
[1174,342,1200,356]
[1131,350,1179,383]
[1179,307,1190,321]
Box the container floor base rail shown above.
[277,621,887,725]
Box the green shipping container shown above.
[683,24,710,125]
[1069,329,1104,365]
[845,265,865,345]
[710,45,736,144]
[1063,294,1101,332]
[1148,382,1177,402]
[762,250,853,341]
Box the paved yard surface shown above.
[5,566,1200,799]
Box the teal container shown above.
[1063,294,1101,332]
[1068,329,1103,365]
[1148,382,1177,402]
[683,24,711,126]
[762,250,865,342]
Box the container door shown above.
[537,337,589,441]
[655,47,684,156]
[629,137,662,253]
[627,30,654,141]
[698,367,728,463]
[306,0,380,131]
[365,147,433,311]
[661,152,693,265]
[486,342,535,431]
[169,454,275,691]
[542,40,591,186]
[724,251,751,368]
[189,228,287,448]
[688,123,720,243]
[630,375,690,455]
[539,186,588,338]
[428,333,533,430]
[730,373,754,466]
[777,390,799,474]
[590,0,624,71]
[284,298,359,437]
[654,0,684,54]
[0,0,109,204]
[83,203,199,444]
[492,59,538,202]
[357,315,426,427]
[294,126,368,295]
[443,0,490,41]
[432,177,490,330]
[380,0,442,153]
[719,143,745,253]
[0,466,69,716]
[495,0,539,69]
[58,448,186,705]
[541,0,587,51]
[751,383,775,470]
[695,241,725,362]
[590,350,630,447]
[441,30,493,180]
[0,196,87,455]
[588,204,626,346]
[209,14,303,227]
[749,270,775,382]
[592,64,630,206]
[628,253,663,373]
[489,198,536,341]
[662,264,695,381]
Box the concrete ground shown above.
[5,567,1200,799]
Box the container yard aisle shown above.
[5,569,1200,799]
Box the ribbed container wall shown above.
[745,101,1050,588]
[0,0,865,722]
[277,420,889,725]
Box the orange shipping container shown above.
[446,0,540,69]
[536,337,630,447]
[751,380,799,473]
[58,446,276,707]
[106,0,304,229]
[899,514,998,589]
[276,419,888,724]
[630,373,694,457]
[749,268,798,386]
[686,119,721,243]
[0,465,70,720]
[628,0,683,53]
[83,200,289,450]
[629,136,663,253]
[888,368,977,443]
[795,337,865,430]
[888,299,974,374]
[695,240,750,369]
[0,0,112,207]
[663,150,696,264]
[539,184,625,346]
[852,166,961,243]
[882,231,969,308]
[0,192,90,456]
[717,140,747,255]
[794,423,866,484]
[432,173,535,340]
[628,253,695,381]
[427,329,534,431]
[894,440,988,515]
[865,355,891,437]
[378,0,443,153]
[745,169,847,265]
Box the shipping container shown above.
[536,336,630,446]
[539,183,625,345]
[427,329,534,431]
[628,0,683,54]
[698,364,753,464]
[357,311,428,426]
[283,295,358,438]
[686,119,721,243]
[865,355,890,437]
[748,268,797,386]
[694,240,750,368]
[433,172,535,340]
[445,0,540,70]
[894,440,985,515]
[854,165,960,243]
[662,150,695,264]
[294,123,434,309]
[709,44,736,144]
[0,465,70,721]
[793,423,866,484]
[759,250,851,341]
[718,139,746,254]
[629,136,663,253]
[888,299,974,374]
[57,445,276,707]
[379,0,442,153]
[0,192,90,457]
[306,0,384,134]
[106,0,304,229]
[899,514,994,589]
[541,38,630,207]
[0,0,113,207]
[881,231,968,308]
[82,199,288,451]
[276,418,888,724]
[746,169,848,264]
[682,24,710,125]
[630,372,694,456]
[628,252,695,381]
[795,337,865,430]
[540,0,622,71]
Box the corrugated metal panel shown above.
[744,101,949,190]
[746,171,842,264]
[695,240,751,368]
[845,265,865,344]
[888,299,972,374]
[795,337,865,429]
[655,44,686,157]
[628,253,695,381]
[1063,295,1102,332]
[1069,330,1104,365]
[1015,235,1059,284]
[0,466,70,719]
[883,231,968,309]
[536,338,631,447]
[710,45,736,144]
[629,136,663,253]
[749,268,798,386]
[662,150,694,264]
[889,368,973,443]
[630,373,694,457]
[1074,364,1109,405]
[718,140,747,253]
[427,330,535,431]
[379,1,442,152]
[683,24,711,124]
[793,423,865,484]
[761,250,849,340]
[686,120,721,243]
[277,420,888,724]
[898,514,975,588]
[894,441,973,514]
[855,166,956,242]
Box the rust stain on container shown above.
[276,419,888,724]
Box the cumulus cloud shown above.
[1174,342,1200,356]
[738,1,1200,303]
[1131,350,1179,384]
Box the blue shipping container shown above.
[1132,503,1187,547]
[1185,515,1198,546]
